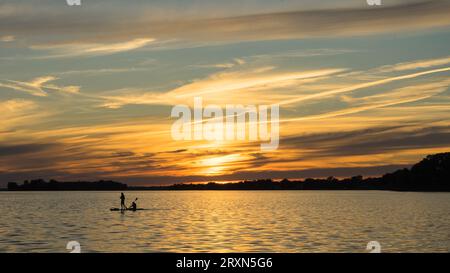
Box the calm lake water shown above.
[0,191,449,253]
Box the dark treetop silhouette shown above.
[6,152,450,192]
[7,180,127,191]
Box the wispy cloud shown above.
[247,48,358,62]
[1,99,36,115]
[377,56,450,73]
[2,1,449,48]
[98,67,345,108]
[190,58,246,69]
[0,76,80,97]
[98,90,166,109]
[281,79,450,124]
[167,68,344,99]
[0,35,14,42]
[30,38,155,58]
[279,67,450,106]
[54,67,149,76]
[96,60,450,116]
[0,99,46,131]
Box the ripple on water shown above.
[0,191,449,252]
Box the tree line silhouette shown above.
[7,180,127,191]
[7,152,450,191]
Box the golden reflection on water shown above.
[0,191,449,252]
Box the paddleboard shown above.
[110,208,145,211]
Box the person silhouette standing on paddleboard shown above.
[120,192,126,210]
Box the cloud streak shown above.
[30,38,155,58]
[0,76,80,96]
[1,1,449,48]
[0,35,14,42]
[279,67,450,106]
[377,56,450,73]
[98,67,345,108]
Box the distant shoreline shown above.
[1,188,449,192]
[4,152,450,192]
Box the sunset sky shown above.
[1,0,450,186]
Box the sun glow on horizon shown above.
[199,154,246,175]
